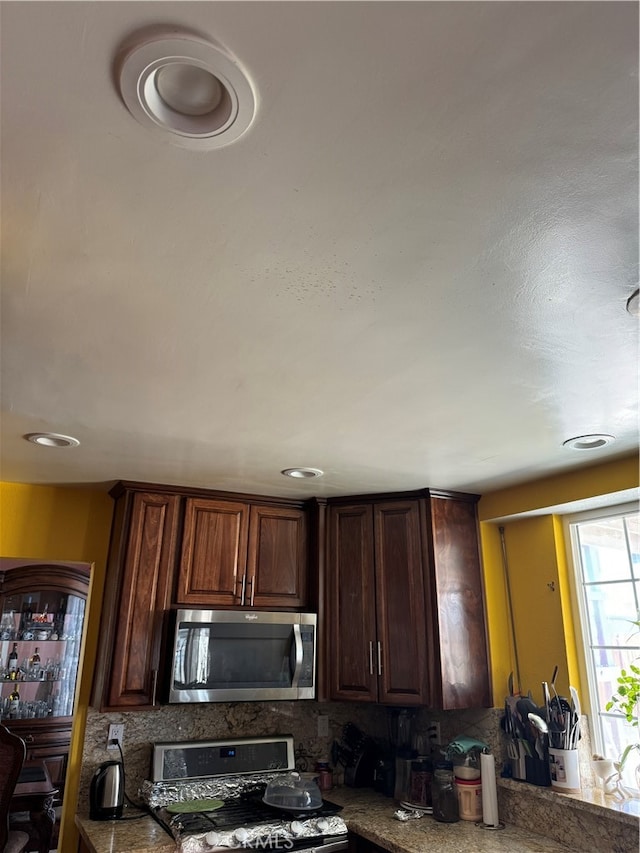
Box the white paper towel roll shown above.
[480,752,499,827]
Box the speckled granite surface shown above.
[76,812,176,853]
[76,784,640,853]
[326,787,569,852]
[498,778,640,853]
[76,788,567,853]
[80,702,508,809]
[78,704,638,852]
[80,701,389,810]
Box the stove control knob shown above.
[290,820,304,836]
[205,831,220,849]
[317,818,329,833]
[234,828,250,845]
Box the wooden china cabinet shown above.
[0,561,89,803]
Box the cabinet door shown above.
[349,834,389,853]
[247,506,308,607]
[328,505,378,702]
[428,495,491,709]
[374,501,428,705]
[106,492,180,709]
[177,498,250,606]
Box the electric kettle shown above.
[89,760,124,820]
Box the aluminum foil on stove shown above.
[175,816,348,852]
[140,772,284,809]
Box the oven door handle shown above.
[290,623,303,689]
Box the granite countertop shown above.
[77,788,571,853]
[76,811,177,853]
[325,787,570,853]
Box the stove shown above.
[142,736,348,853]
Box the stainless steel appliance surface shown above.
[144,736,348,853]
[169,610,317,703]
[89,760,125,821]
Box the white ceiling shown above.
[1,1,638,500]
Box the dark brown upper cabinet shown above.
[425,491,492,710]
[176,499,308,608]
[327,500,428,705]
[93,489,180,711]
[327,490,491,710]
[92,483,311,711]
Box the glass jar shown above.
[408,758,433,807]
[431,761,460,822]
[314,760,333,792]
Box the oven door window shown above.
[173,622,296,689]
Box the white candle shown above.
[480,752,499,827]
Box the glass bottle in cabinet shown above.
[0,585,86,720]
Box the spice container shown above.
[314,760,333,792]
[455,777,482,820]
[431,761,459,822]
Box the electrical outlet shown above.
[317,714,329,738]
[107,724,124,750]
[426,721,441,745]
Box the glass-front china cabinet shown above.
[0,561,89,801]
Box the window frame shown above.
[564,501,640,768]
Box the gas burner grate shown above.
[160,794,342,833]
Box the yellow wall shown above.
[478,453,638,521]
[0,482,112,853]
[479,452,639,707]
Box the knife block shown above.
[525,755,551,787]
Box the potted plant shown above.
[605,618,640,786]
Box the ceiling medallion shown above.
[117,33,257,150]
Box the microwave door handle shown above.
[291,623,303,688]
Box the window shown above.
[566,504,640,788]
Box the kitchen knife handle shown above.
[369,641,374,675]
[377,641,382,675]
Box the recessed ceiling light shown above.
[25,433,80,448]
[281,468,324,479]
[562,434,615,451]
[117,33,257,150]
[626,288,639,317]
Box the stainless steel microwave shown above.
[168,609,317,702]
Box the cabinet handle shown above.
[241,574,246,606]
[247,576,255,607]
[151,669,158,706]
[377,641,382,676]
[24,734,35,744]
[369,642,374,676]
